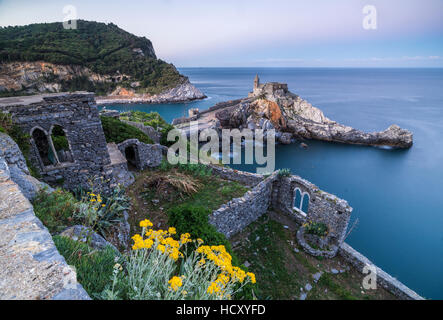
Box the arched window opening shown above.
[50,125,73,163]
[301,194,310,213]
[32,128,57,166]
[294,188,302,209]
[293,188,310,217]
[124,145,138,170]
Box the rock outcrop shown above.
[0,61,206,105]
[95,80,206,104]
[0,158,90,300]
[0,132,49,200]
[0,62,113,94]
[210,80,413,149]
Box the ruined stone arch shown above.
[123,143,140,170]
[49,124,74,163]
[293,187,310,217]
[30,126,58,167]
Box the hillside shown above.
[0,21,204,101]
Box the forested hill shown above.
[0,20,186,95]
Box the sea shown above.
[102,67,443,299]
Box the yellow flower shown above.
[247,272,256,284]
[168,227,177,235]
[207,281,221,294]
[140,219,153,228]
[157,244,166,253]
[168,276,183,292]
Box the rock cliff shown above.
[212,81,413,148]
[0,61,206,104]
[0,21,206,104]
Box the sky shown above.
[0,0,442,67]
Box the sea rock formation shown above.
[210,79,413,148]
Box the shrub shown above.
[278,168,291,177]
[167,204,238,266]
[159,160,213,178]
[73,185,130,237]
[34,185,130,237]
[304,221,329,237]
[0,112,40,178]
[99,220,255,300]
[53,235,119,298]
[33,189,79,234]
[100,116,153,144]
[119,111,175,147]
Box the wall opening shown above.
[50,125,73,163]
[124,145,138,170]
[32,128,57,166]
[293,187,309,217]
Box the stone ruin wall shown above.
[207,166,422,299]
[117,139,163,171]
[209,172,278,239]
[0,93,114,192]
[271,175,352,249]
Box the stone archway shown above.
[124,144,138,170]
[50,125,73,163]
[31,128,57,166]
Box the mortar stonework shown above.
[0,93,114,192]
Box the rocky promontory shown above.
[175,77,413,149]
[0,21,206,104]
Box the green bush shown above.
[0,112,40,178]
[167,203,256,299]
[167,204,238,266]
[33,189,79,234]
[73,185,130,237]
[305,221,329,237]
[100,116,153,144]
[159,160,213,178]
[119,111,175,147]
[278,168,291,177]
[53,235,118,298]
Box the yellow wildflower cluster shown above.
[168,276,183,292]
[140,219,153,228]
[131,220,257,299]
[87,192,106,208]
[196,245,256,296]
[131,220,185,261]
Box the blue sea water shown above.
[104,67,443,299]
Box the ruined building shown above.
[0,92,161,192]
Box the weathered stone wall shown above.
[0,157,90,300]
[121,120,161,144]
[0,93,114,192]
[107,143,134,188]
[208,164,264,188]
[339,243,424,300]
[271,174,352,250]
[209,173,278,238]
[117,139,163,170]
